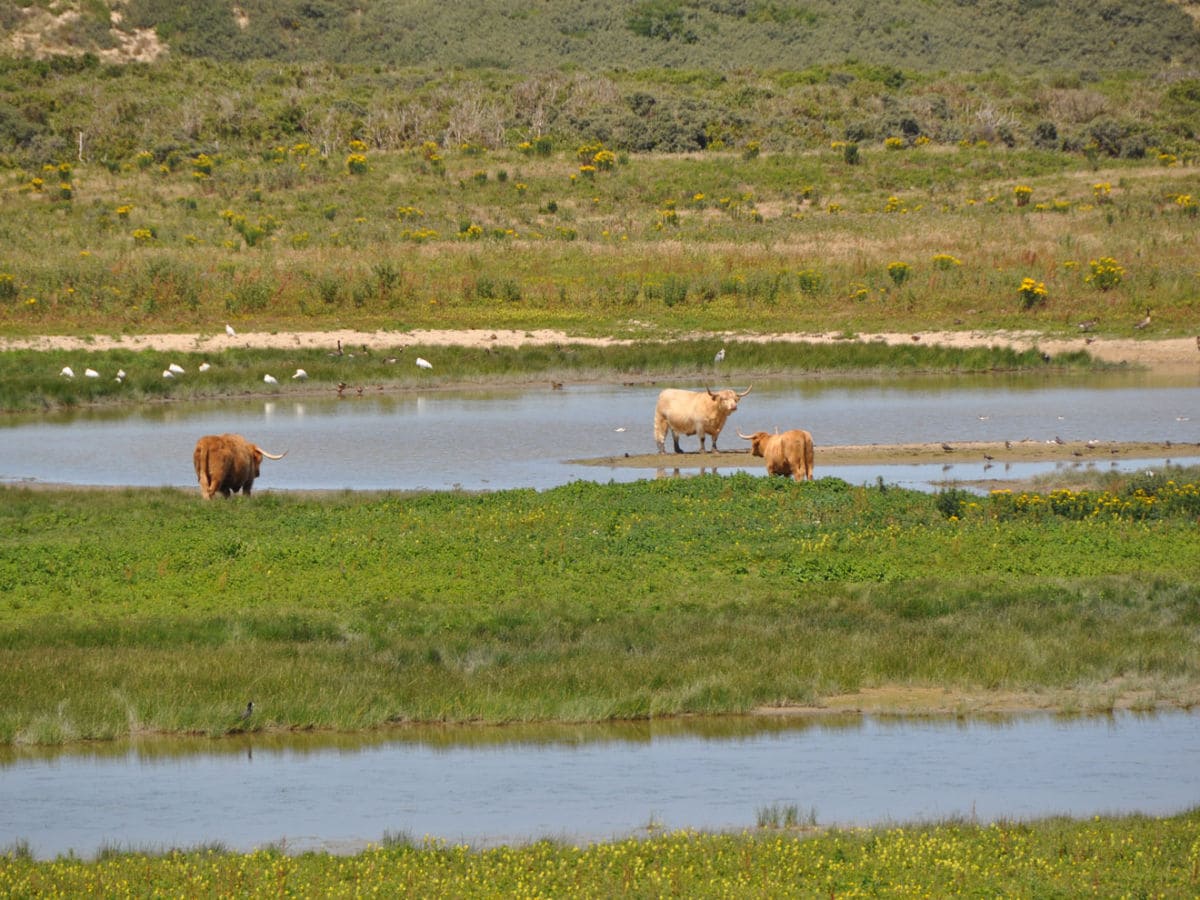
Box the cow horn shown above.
[260,448,287,460]
[736,430,754,440]
[705,385,716,397]
[737,385,753,397]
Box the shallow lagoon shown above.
[1,370,1196,492]
[2,711,1199,858]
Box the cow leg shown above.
[672,433,683,453]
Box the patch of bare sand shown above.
[2,328,1197,372]
[755,679,1200,718]
[579,439,1199,470]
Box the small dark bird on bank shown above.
[1005,440,1013,450]
[942,442,954,452]
[983,453,995,461]
[1134,308,1151,330]
[1054,435,1065,445]
[241,701,254,721]
[551,381,563,390]
[911,335,921,342]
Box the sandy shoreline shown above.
[578,439,1199,470]
[3,328,1199,373]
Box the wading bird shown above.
[1134,308,1151,330]
[168,363,185,375]
[198,362,211,372]
[226,323,236,337]
[416,357,433,370]
[263,374,278,384]
[60,366,74,378]
[84,368,99,378]
[714,347,725,363]
[292,369,308,381]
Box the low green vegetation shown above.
[0,340,1093,413]
[2,470,1197,744]
[3,809,1199,896]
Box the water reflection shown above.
[2,711,1198,858]
[0,370,1196,493]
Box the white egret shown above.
[116,369,126,382]
[225,323,236,337]
[714,347,725,363]
[60,366,74,378]
[292,368,308,380]
[415,357,433,370]
[162,369,174,379]
[84,368,99,378]
[263,374,278,385]
[168,362,185,375]
[198,362,211,372]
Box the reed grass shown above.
[1,475,1197,743]
[0,339,1092,413]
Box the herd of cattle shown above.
[192,386,814,498]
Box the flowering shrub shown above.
[884,195,903,213]
[796,269,823,294]
[132,228,156,244]
[0,273,17,301]
[578,164,596,179]
[1092,182,1112,202]
[989,479,1199,522]
[742,140,760,160]
[1086,257,1124,290]
[1018,277,1047,308]
[1175,194,1197,217]
[1013,185,1032,206]
[192,154,214,177]
[116,204,133,220]
[346,153,368,175]
[932,253,962,270]
[592,149,616,171]
[134,150,154,169]
[884,136,904,150]
[887,261,909,286]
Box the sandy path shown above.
[3,328,1198,373]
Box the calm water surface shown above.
[1,712,1198,858]
[1,371,1196,492]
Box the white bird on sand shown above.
[263,374,278,385]
[168,363,185,375]
[84,368,99,378]
[415,357,433,370]
[198,362,211,372]
[292,368,308,381]
[714,347,725,363]
[60,366,74,378]
[226,323,236,337]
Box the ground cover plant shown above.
[3,809,1199,896]
[1,470,1197,744]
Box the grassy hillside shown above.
[4,0,1199,73]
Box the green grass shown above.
[2,473,1197,743]
[3,810,1199,896]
